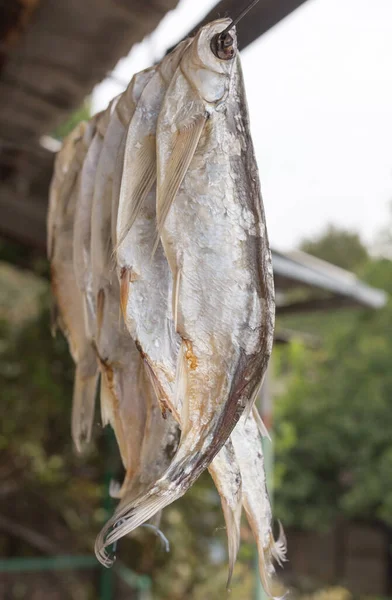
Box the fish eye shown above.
[210,31,235,61]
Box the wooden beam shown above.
[0,193,47,252]
[186,0,309,50]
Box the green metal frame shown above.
[0,555,151,596]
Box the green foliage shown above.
[274,254,392,531]
[0,294,106,556]
[300,225,369,273]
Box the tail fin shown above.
[253,522,287,599]
[95,486,183,567]
[209,441,242,588]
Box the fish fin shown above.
[95,486,184,567]
[143,358,173,419]
[120,267,130,321]
[172,268,181,331]
[222,496,242,589]
[209,441,242,589]
[252,406,271,441]
[99,371,113,429]
[97,288,105,340]
[153,114,206,255]
[109,479,123,499]
[244,495,286,600]
[140,523,170,552]
[271,521,287,568]
[82,293,94,341]
[244,376,265,421]
[99,364,130,473]
[72,363,99,453]
[116,135,156,251]
[255,526,288,600]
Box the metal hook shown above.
[220,0,261,36]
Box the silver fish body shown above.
[90,69,179,502]
[49,121,99,451]
[100,19,274,532]
[115,43,190,409]
[73,110,109,339]
[90,111,148,495]
[96,41,244,572]
[49,17,279,585]
[111,68,156,249]
[231,414,286,597]
[156,19,275,482]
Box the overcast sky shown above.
[92,0,392,252]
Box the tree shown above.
[300,225,369,273]
[274,254,392,531]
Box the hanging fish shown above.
[95,39,244,579]
[231,413,286,597]
[47,123,86,263]
[111,67,156,251]
[88,106,147,495]
[48,121,99,451]
[73,109,110,340]
[97,17,274,557]
[156,14,275,501]
[115,41,190,411]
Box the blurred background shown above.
[0,0,392,598]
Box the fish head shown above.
[159,39,193,84]
[182,18,238,104]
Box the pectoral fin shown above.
[116,135,156,250]
[154,115,206,253]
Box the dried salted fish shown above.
[48,7,282,593]
[231,414,286,597]
[88,76,181,516]
[156,15,274,496]
[48,121,99,451]
[73,109,111,340]
[111,67,156,250]
[95,40,244,578]
[97,19,274,553]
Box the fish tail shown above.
[95,485,184,567]
[271,521,287,567]
[99,370,113,429]
[221,497,242,589]
[208,441,242,588]
[256,525,287,599]
[71,363,99,453]
[99,365,130,473]
[252,405,271,441]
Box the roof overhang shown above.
[273,250,387,313]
